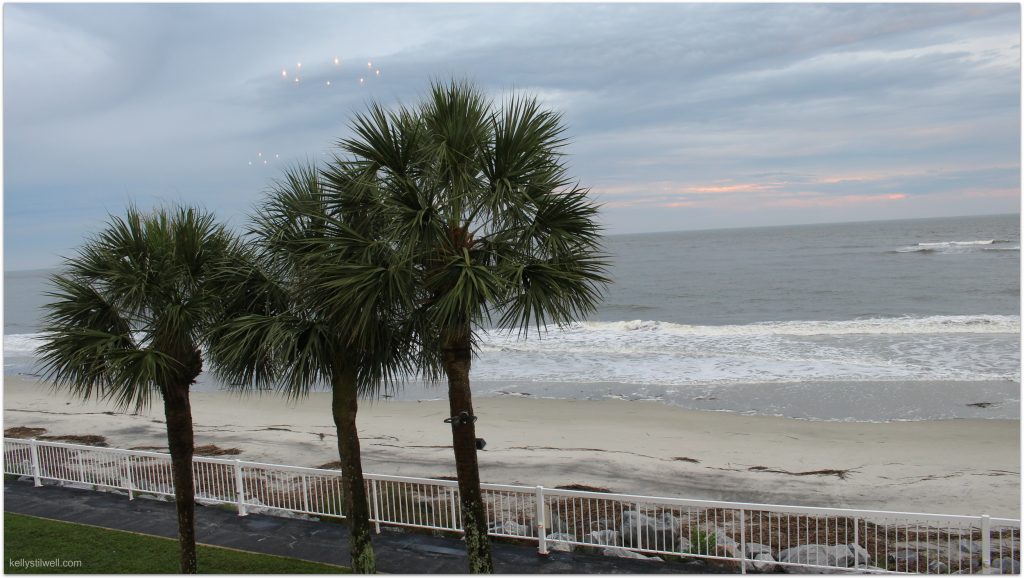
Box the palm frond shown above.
[317,79,611,375]
[39,204,252,410]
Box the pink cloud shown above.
[768,193,907,208]
[686,182,785,194]
[593,180,785,201]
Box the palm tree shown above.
[38,205,260,574]
[338,80,609,572]
[207,164,413,574]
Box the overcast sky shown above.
[4,3,1020,270]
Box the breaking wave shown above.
[918,240,998,247]
[558,315,1019,337]
[4,333,45,355]
[474,315,1020,386]
[7,315,1020,387]
[893,239,1017,254]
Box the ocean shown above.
[5,213,1020,422]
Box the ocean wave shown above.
[892,246,936,254]
[3,333,45,355]
[917,239,998,247]
[10,315,1018,355]
[7,315,1021,387]
[893,239,1018,254]
[471,315,1021,386]
[568,315,1020,337]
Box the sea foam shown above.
[894,239,1018,254]
[6,315,1020,387]
[474,315,1021,386]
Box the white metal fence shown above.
[4,437,1019,574]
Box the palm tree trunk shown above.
[442,332,494,574]
[332,366,376,574]
[163,383,198,574]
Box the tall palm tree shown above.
[38,205,261,574]
[338,80,609,573]
[207,164,413,574]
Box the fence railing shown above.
[4,437,1019,574]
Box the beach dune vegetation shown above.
[37,205,262,573]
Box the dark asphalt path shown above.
[4,480,729,574]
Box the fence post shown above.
[371,479,381,534]
[301,475,309,513]
[76,449,86,483]
[981,514,991,572]
[851,514,860,565]
[536,486,548,555]
[449,485,459,531]
[28,439,42,487]
[234,460,247,516]
[739,508,747,574]
[635,502,643,551]
[125,455,134,500]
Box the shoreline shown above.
[5,361,1018,422]
[3,376,1019,518]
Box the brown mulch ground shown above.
[39,434,109,447]
[4,426,48,438]
[5,427,110,447]
[193,444,242,456]
[554,483,614,493]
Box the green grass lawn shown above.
[4,513,349,574]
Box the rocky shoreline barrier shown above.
[486,506,1021,574]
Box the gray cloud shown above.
[4,3,1019,270]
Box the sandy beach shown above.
[3,376,1018,519]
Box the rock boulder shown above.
[489,520,532,537]
[993,557,1020,575]
[778,544,857,572]
[589,529,621,546]
[545,532,576,553]
[620,510,680,551]
[750,553,778,573]
[602,547,663,561]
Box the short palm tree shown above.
[207,164,413,574]
[338,80,609,573]
[38,205,260,574]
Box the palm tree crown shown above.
[39,205,248,410]
[342,81,608,337]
